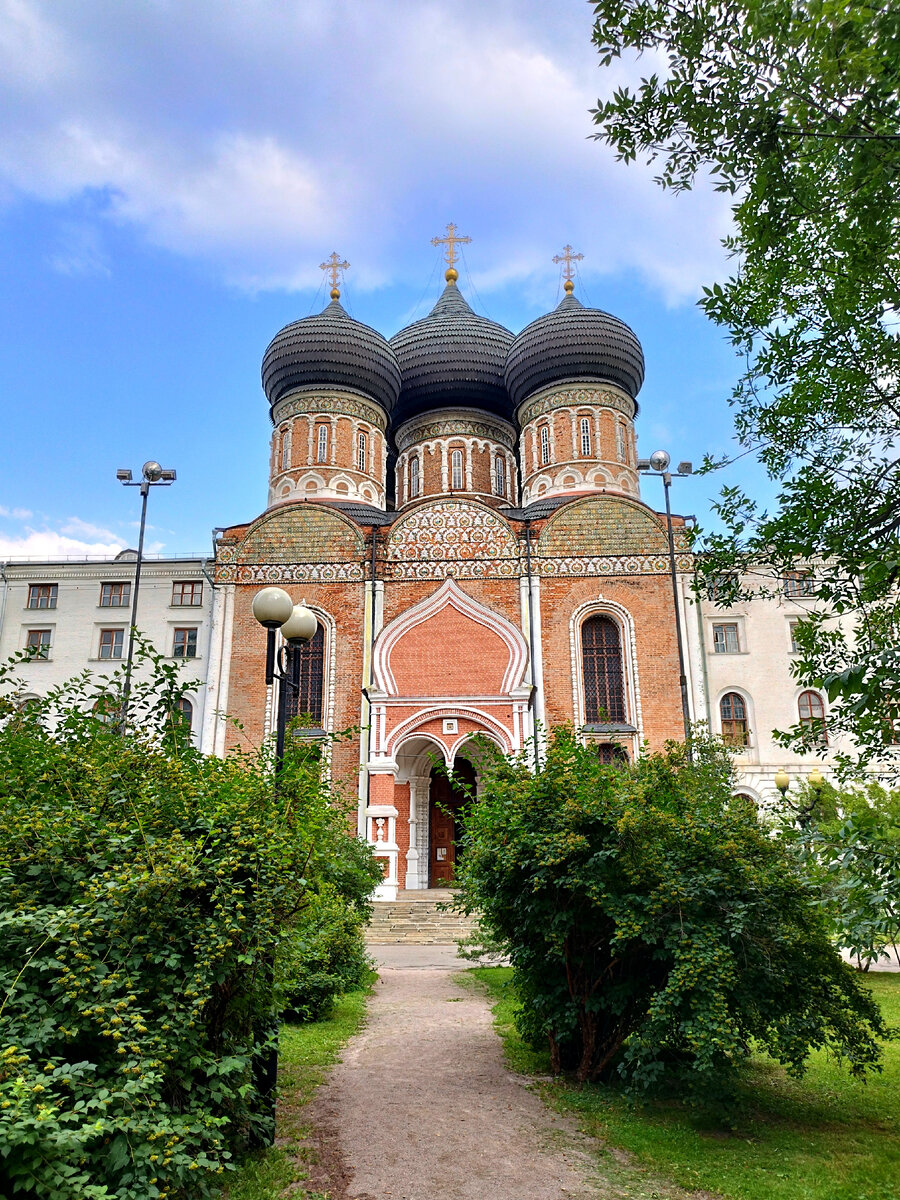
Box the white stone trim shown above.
[388,705,515,757]
[569,595,644,749]
[373,578,529,696]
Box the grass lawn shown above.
[222,978,373,1200]
[469,966,900,1200]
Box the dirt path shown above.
[299,955,713,1200]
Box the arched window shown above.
[280,427,291,471]
[596,742,628,765]
[798,690,827,743]
[494,456,505,497]
[451,449,464,489]
[316,425,328,463]
[177,697,193,728]
[540,425,551,465]
[580,417,591,457]
[286,624,325,723]
[409,455,420,498]
[357,431,367,473]
[616,422,626,463]
[720,692,749,746]
[582,616,625,723]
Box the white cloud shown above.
[0,505,33,519]
[0,529,126,558]
[60,516,123,542]
[0,0,733,303]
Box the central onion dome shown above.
[505,291,645,410]
[262,298,401,414]
[389,276,515,426]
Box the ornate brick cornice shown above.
[518,382,636,427]
[271,390,388,431]
[394,408,516,453]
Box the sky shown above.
[0,0,773,560]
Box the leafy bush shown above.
[453,729,891,1094]
[0,648,380,1199]
[276,888,372,1023]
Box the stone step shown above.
[366,896,479,945]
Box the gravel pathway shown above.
[299,952,716,1200]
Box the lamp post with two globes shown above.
[775,765,825,827]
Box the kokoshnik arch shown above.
[206,231,692,899]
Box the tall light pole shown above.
[638,450,693,756]
[117,461,176,728]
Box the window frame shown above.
[173,627,199,659]
[712,622,741,654]
[171,580,203,607]
[581,614,627,725]
[720,691,750,747]
[450,448,464,490]
[798,689,828,743]
[539,424,551,466]
[316,424,328,463]
[27,584,57,610]
[783,570,815,598]
[494,455,505,497]
[409,454,420,499]
[100,581,131,608]
[280,426,291,471]
[616,421,626,463]
[357,431,367,474]
[580,417,591,457]
[25,628,52,659]
[285,623,326,725]
[98,628,125,660]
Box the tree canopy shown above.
[590,0,900,772]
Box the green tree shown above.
[0,649,379,1199]
[589,0,900,771]
[454,729,889,1094]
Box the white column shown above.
[405,776,421,889]
[440,442,449,492]
[329,416,338,464]
[465,440,473,490]
[307,415,315,463]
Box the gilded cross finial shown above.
[553,244,584,294]
[320,251,350,300]
[431,222,472,282]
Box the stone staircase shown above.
[366,889,479,945]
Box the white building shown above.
[0,551,213,738]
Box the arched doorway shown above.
[429,757,475,886]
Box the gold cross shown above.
[552,244,584,293]
[431,222,472,280]
[320,251,349,299]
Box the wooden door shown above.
[428,759,476,886]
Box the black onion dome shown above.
[505,293,645,410]
[262,298,401,413]
[389,281,515,425]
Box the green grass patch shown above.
[469,966,900,1200]
[223,976,374,1200]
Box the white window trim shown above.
[569,597,643,750]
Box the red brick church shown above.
[206,234,690,898]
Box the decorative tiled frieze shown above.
[538,553,693,576]
[518,383,636,426]
[384,558,521,581]
[394,408,516,453]
[387,500,517,562]
[214,562,365,585]
[271,390,388,430]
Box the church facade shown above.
[203,242,693,898]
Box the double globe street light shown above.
[251,587,319,773]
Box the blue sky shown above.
[0,0,772,559]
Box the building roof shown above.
[504,293,645,410]
[262,298,402,415]
[389,280,515,427]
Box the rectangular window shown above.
[783,571,815,598]
[451,449,463,489]
[789,619,801,653]
[580,417,591,457]
[26,629,51,659]
[494,456,506,497]
[280,428,291,471]
[98,628,124,660]
[712,622,740,653]
[358,431,367,473]
[172,581,203,607]
[28,584,57,610]
[409,455,420,498]
[317,425,328,463]
[540,425,550,465]
[173,627,198,659]
[100,582,130,607]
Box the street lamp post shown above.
[249,586,318,1148]
[638,450,693,756]
[117,461,176,728]
[775,765,825,827]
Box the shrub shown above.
[276,888,372,1023]
[453,729,891,1094]
[0,648,380,1199]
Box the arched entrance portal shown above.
[428,758,475,886]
